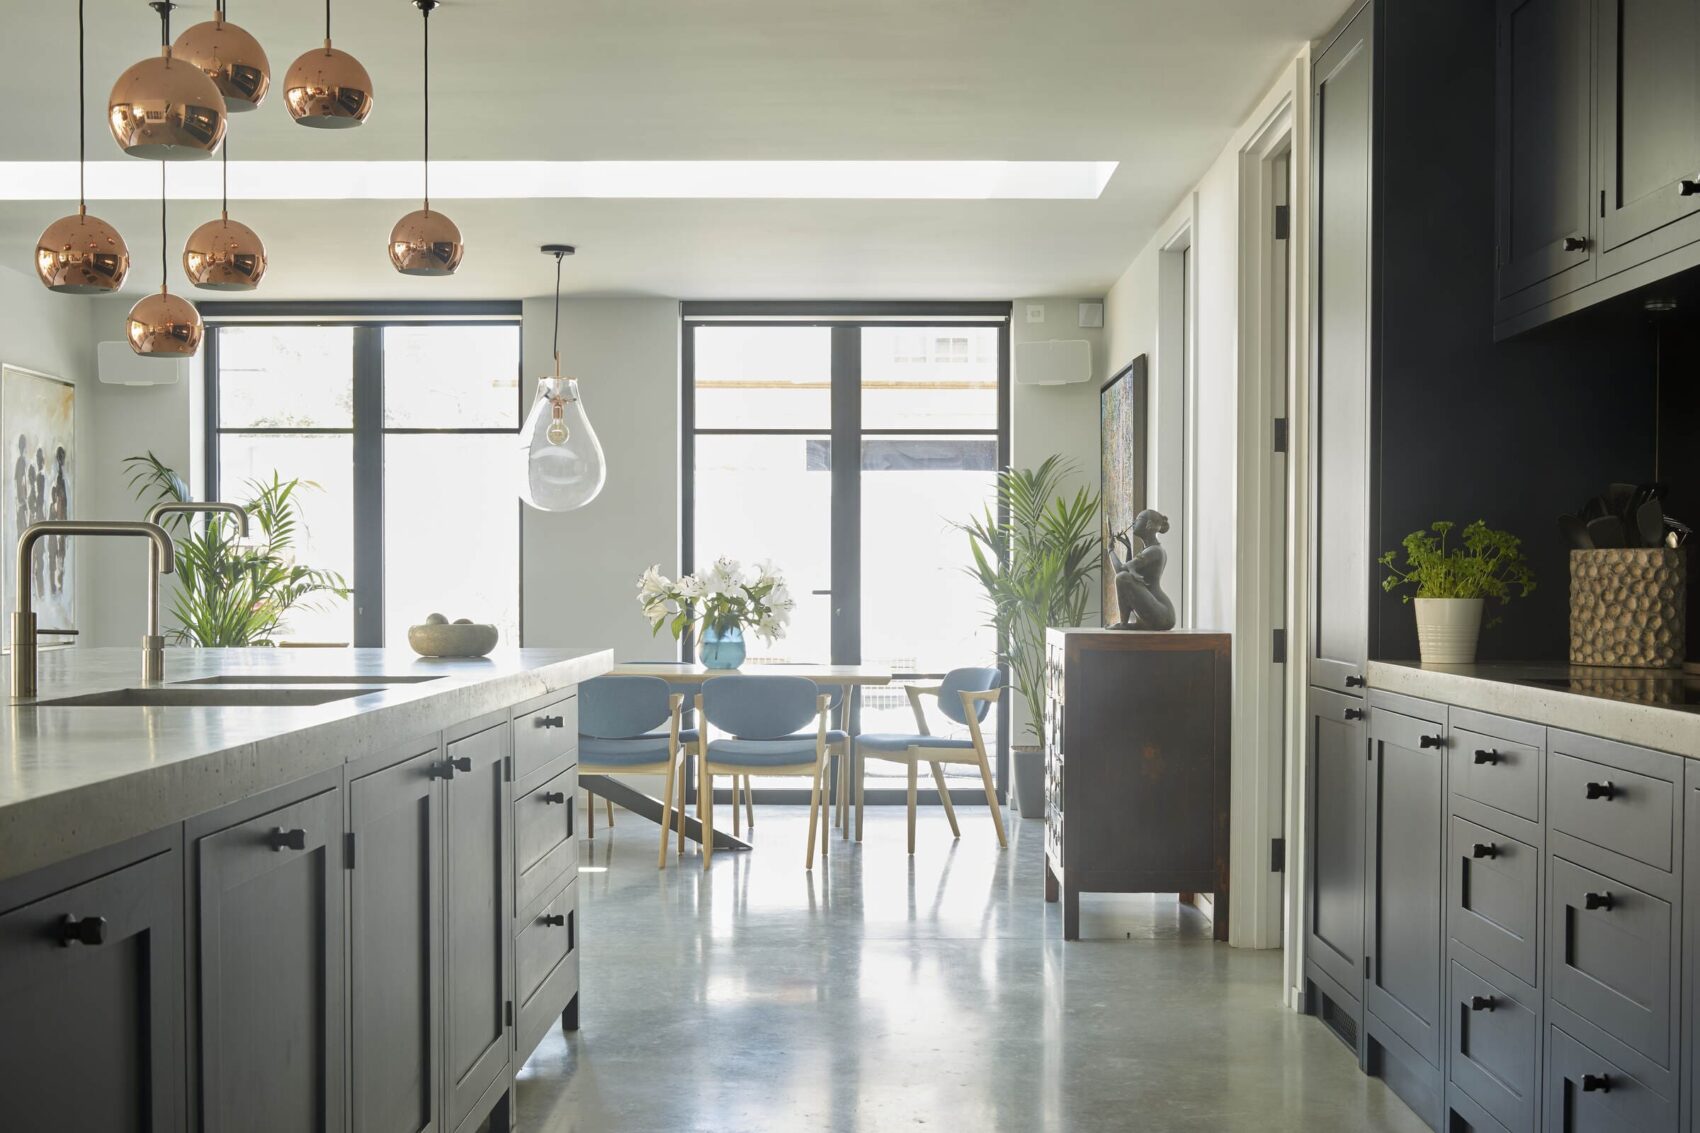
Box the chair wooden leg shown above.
[658,755,677,870]
[855,748,866,842]
[906,760,918,855]
[743,775,755,828]
[586,789,595,839]
[974,747,1008,848]
[839,746,852,839]
[931,762,960,838]
[805,760,823,871]
[732,775,742,837]
[819,762,829,858]
[702,772,715,869]
[606,795,614,827]
[676,757,689,856]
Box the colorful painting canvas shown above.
[1099,356,1149,624]
[1,365,75,644]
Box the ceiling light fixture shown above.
[519,244,606,512]
[389,0,462,276]
[35,0,130,293]
[173,0,270,112]
[182,138,266,290]
[128,164,204,357]
[109,1,228,160]
[284,0,373,128]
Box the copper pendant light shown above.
[129,166,204,357]
[390,1,462,276]
[36,0,130,293]
[183,142,266,290]
[109,2,228,160]
[285,0,372,128]
[173,1,270,112]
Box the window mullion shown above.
[351,326,385,647]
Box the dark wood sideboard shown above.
[1043,628,1231,941]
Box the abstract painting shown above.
[2,365,75,644]
[1099,355,1148,624]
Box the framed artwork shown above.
[1,365,76,645]
[1099,355,1149,625]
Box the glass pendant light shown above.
[390,0,462,276]
[173,0,271,112]
[519,245,606,511]
[109,1,228,160]
[127,165,204,357]
[183,139,267,290]
[284,0,373,127]
[36,0,130,293]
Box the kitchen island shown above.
[0,645,610,1133]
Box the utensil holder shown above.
[1569,548,1686,668]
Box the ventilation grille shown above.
[1319,991,1358,1050]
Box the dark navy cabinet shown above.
[1304,686,1369,1048]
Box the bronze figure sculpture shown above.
[1111,509,1176,630]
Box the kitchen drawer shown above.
[1545,1025,1674,1133]
[513,692,578,786]
[1449,959,1536,1133]
[1549,748,1676,873]
[514,873,578,1061]
[1549,857,1672,1068]
[1450,725,1539,823]
[515,762,577,914]
[1450,816,1538,986]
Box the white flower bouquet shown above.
[637,557,794,644]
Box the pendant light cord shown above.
[422,4,431,210]
[76,0,85,208]
[552,251,564,373]
[160,163,167,286]
[325,0,331,42]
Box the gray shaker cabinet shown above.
[1304,686,1369,1044]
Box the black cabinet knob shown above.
[430,760,456,781]
[537,715,565,729]
[1419,734,1445,750]
[450,755,473,774]
[541,913,566,927]
[1584,780,1616,800]
[1470,842,1498,859]
[269,827,307,852]
[1473,749,1500,765]
[1681,178,1700,197]
[59,914,107,947]
[1344,708,1366,721]
[1468,995,1496,1012]
[1344,675,1366,688]
[1563,234,1589,252]
[1580,1073,1611,1093]
[541,790,566,805]
[1583,891,1614,912]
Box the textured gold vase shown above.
[1569,548,1686,668]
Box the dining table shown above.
[585,662,893,852]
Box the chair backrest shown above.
[763,663,842,709]
[937,667,1000,724]
[701,675,820,739]
[579,675,674,739]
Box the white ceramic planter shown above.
[1413,597,1484,664]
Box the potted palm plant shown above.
[959,456,1099,819]
[1379,519,1535,664]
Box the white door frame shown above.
[1154,210,1196,624]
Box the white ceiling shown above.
[0,0,1348,300]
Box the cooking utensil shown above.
[1586,515,1626,549]
[1559,513,1593,549]
[1636,498,1665,547]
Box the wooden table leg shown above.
[582,773,751,851]
[1044,860,1059,903]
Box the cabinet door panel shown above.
[1545,1025,1675,1132]
[1449,959,1538,1133]
[350,747,442,1133]
[196,787,344,1133]
[1450,816,1539,985]
[1495,0,1595,302]
[444,724,511,1131]
[1549,856,1672,1068]
[1306,687,1367,997]
[0,846,184,1131]
[1309,5,1373,693]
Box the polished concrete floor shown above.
[513,804,1430,1133]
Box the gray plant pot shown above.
[1011,746,1047,820]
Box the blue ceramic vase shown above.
[698,624,746,670]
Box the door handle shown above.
[1584,780,1616,800]
[1344,708,1365,721]
[541,791,566,805]
[540,913,566,927]
[1562,234,1589,252]
[1468,995,1496,1012]
[430,760,457,781]
[1681,178,1700,197]
[1470,842,1498,859]
[1583,891,1614,912]
[536,715,564,729]
[269,827,308,852]
[1419,734,1445,750]
[59,914,107,947]
[1344,674,1366,688]
[450,755,473,774]
[1580,1073,1611,1093]
[1473,749,1500,765]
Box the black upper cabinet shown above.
[1494,0,1595,311]
[1597,0,1700,271]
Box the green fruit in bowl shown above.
[424,612,448,625]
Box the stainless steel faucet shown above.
[12,521,176,699]
[141,502,250,682]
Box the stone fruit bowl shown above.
[407,613,499,658]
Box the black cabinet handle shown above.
[1584,780,1616,800]
[536,715,565,729]
[1681,178,1700,197]
[1344,675,1366,688]
[59,914,107,947]
[1344,708,1366,721]
[1419,734,1445,750]
[1580,1073,1611,1093]
[1563,234,1589,252]
[1468,995,1496,1012]
[1583,891,1614,912]
[1473,749,1500,765]
[541,913,566,927]
[429,760,456,781]
[269,827,307,852]
[450,755,473,774]
[1470,842,1498,859]
[541,790,566,805]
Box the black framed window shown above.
[202,302,523,647]
[680,302,1012,804]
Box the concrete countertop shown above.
[1368,659,1700,759]
[0,646,613,883]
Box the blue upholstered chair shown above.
[855,667,1005,854]
[697,675,834,870]
[578,675,688,869]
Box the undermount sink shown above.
[174,674,444,686]
[36,686,385,708]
